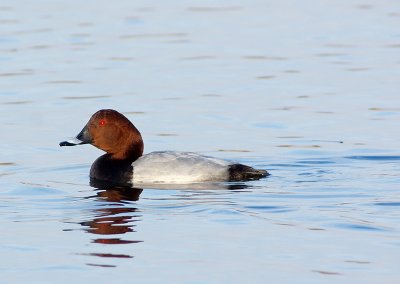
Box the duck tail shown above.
[228,164,269,181]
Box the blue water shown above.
[1,1,400,283]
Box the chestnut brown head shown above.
[60,109,144,161]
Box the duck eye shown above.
[99,120,106,126]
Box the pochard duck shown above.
[60,109,268,185]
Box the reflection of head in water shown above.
[80,178,143,246]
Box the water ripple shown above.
[346,155,400,161]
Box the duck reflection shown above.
[90,178,143,202]
[78,179,143,264]
[81,206,140,244]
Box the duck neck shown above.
[125,139,144,162]
[111,140,144,162]
[110,131,144,162]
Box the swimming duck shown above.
[60,109,268,185]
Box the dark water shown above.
[1,1,400,283]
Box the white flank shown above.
[131,151,230,184]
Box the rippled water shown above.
[1,0,400,283]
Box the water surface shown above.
[1,1,400,283]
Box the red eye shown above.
[99,120,106,126]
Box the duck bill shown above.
[59,125,92,147]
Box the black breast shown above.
[90,154,133,186]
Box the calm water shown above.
[1,1,400,283]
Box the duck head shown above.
[60,109,144,161]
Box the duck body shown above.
[131,151,230,184]
[60,109,269,185]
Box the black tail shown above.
[228,164,269,181]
